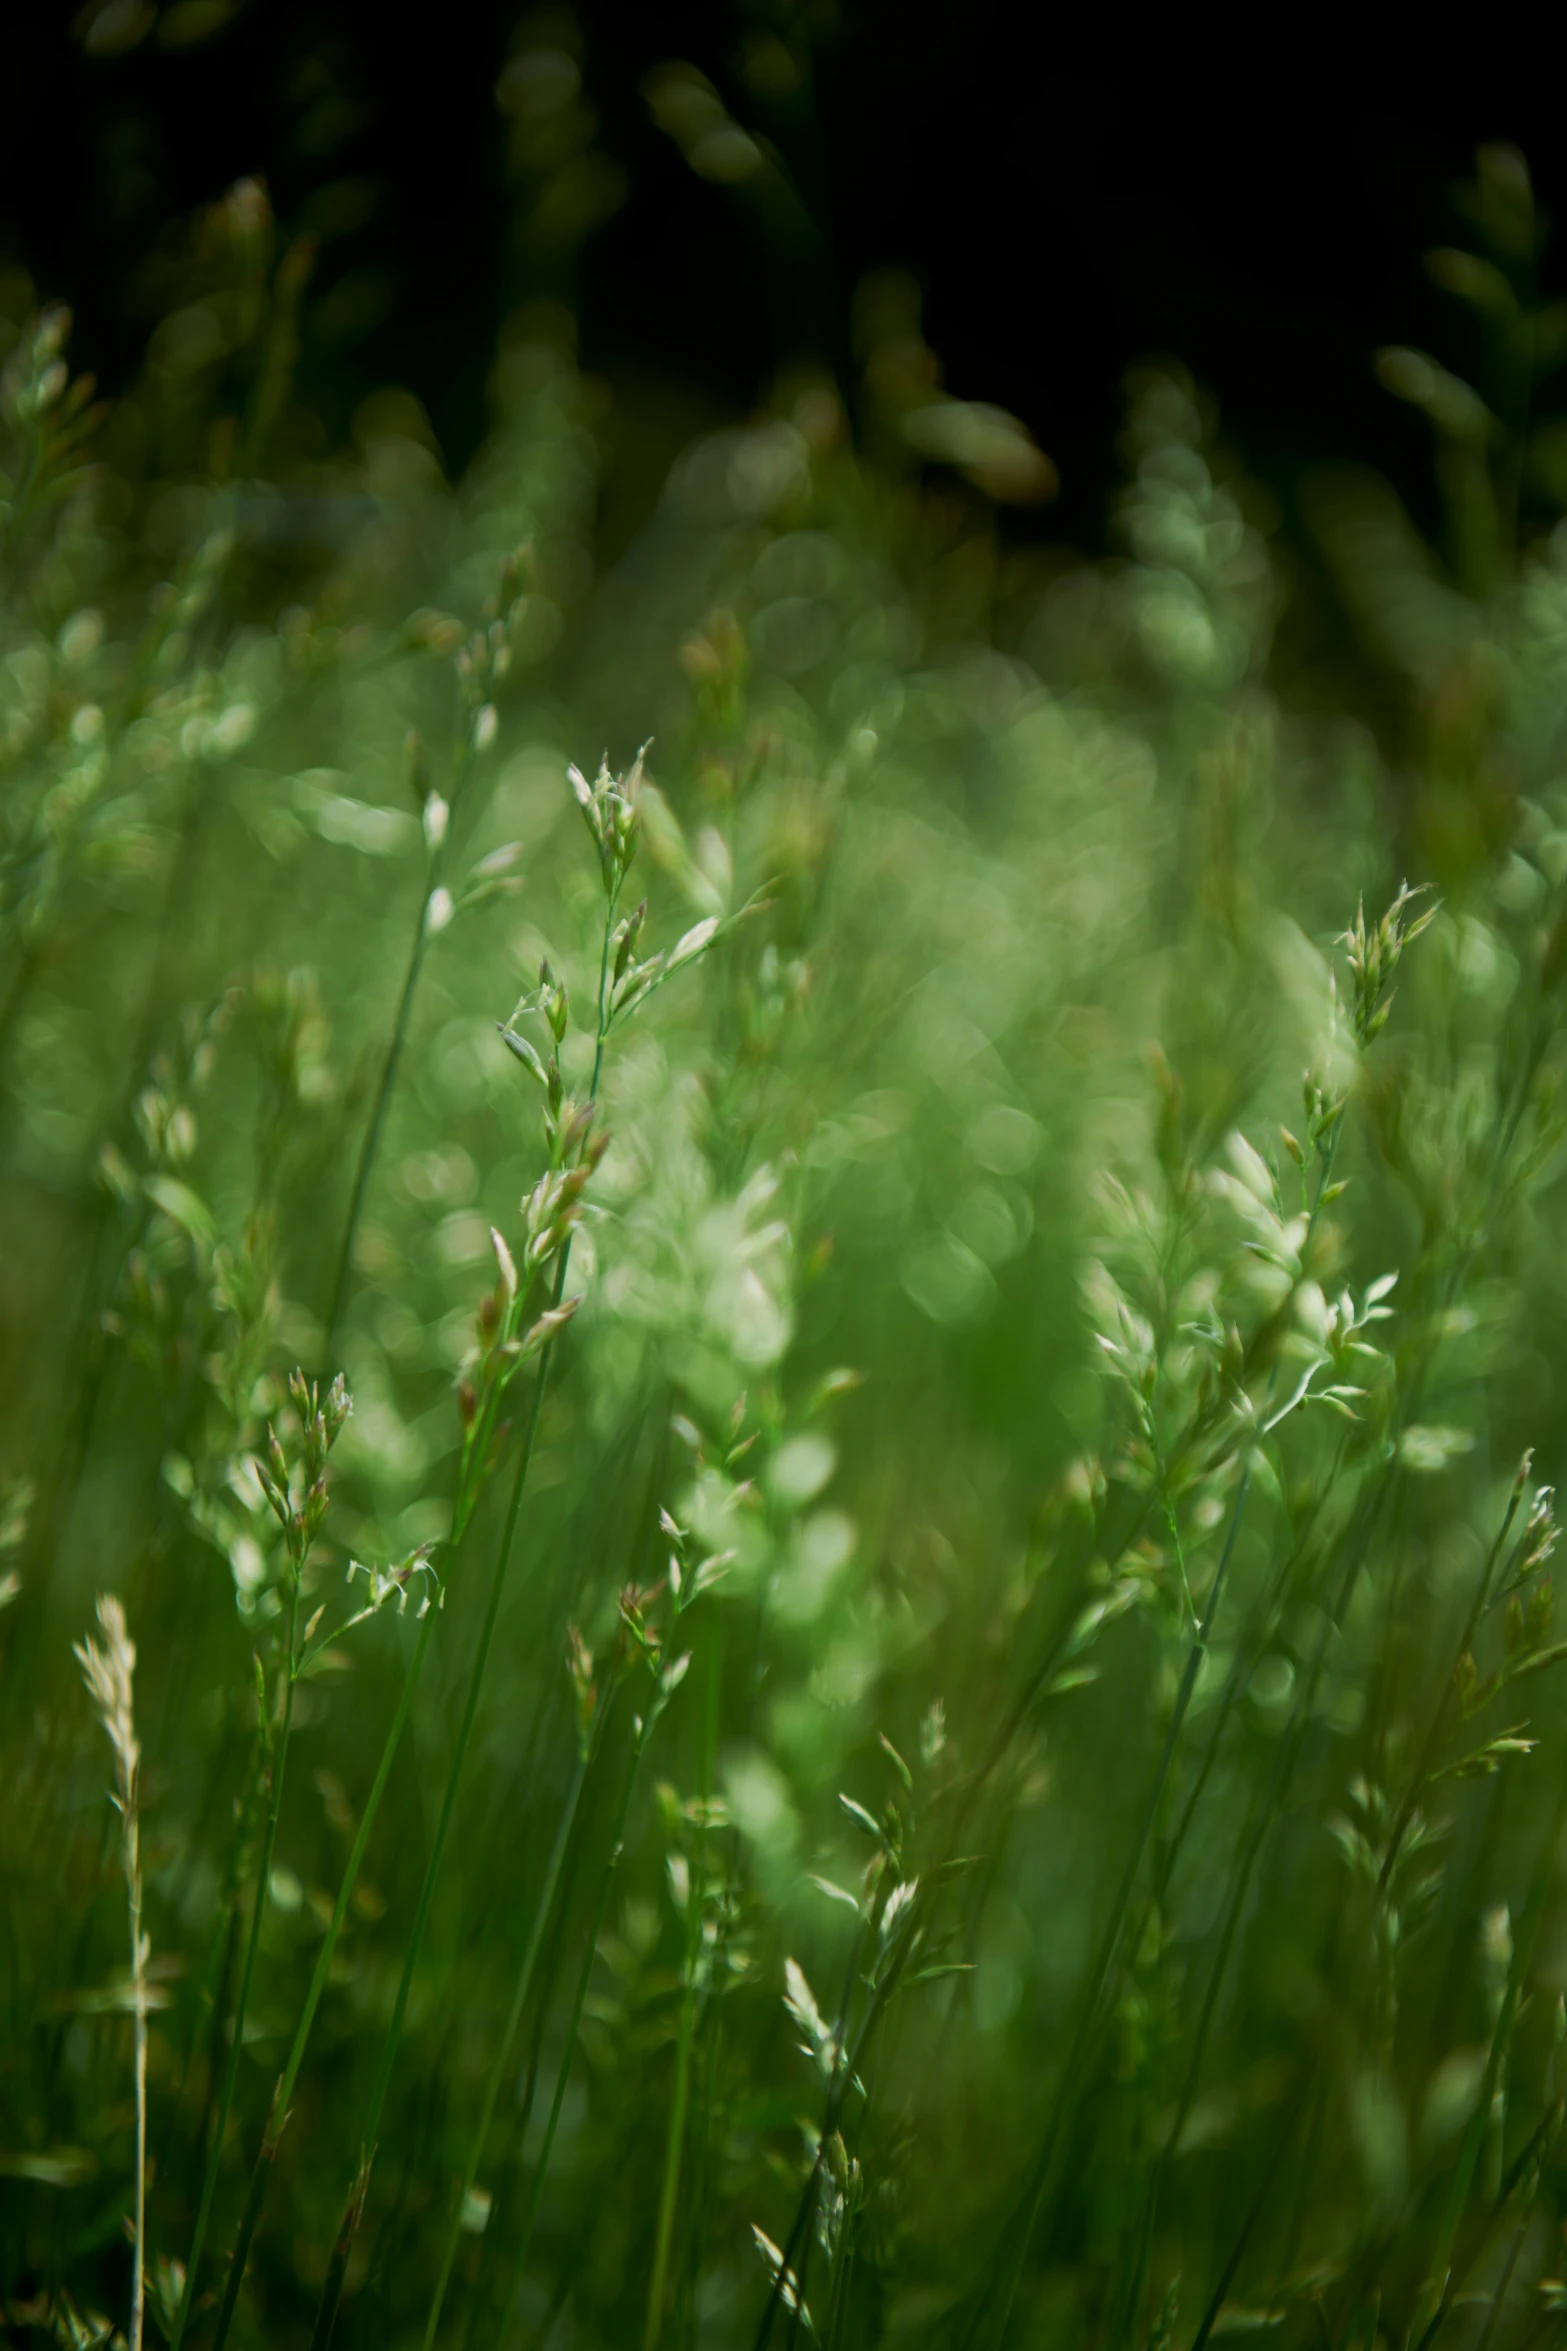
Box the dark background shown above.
[1,0,1560,554]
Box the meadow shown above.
[4,77,1567,2351]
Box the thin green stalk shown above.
[1124,1015,1558,2345]
[1412,1756,1567,2351]
[674,1858,734,2351]
[1494,2093,1564,2211]
[455,1830,586,2351]
[324,717,484,1359]
[1420,2091,1566,2351]
[128,1751,148,2351]
[770,1938,891,2351]
[200,1603,436,2351]
[75,1599,148,2351]
[823,2230,856,2351]
[1154,1426,1353,1904]
[1152,1086,1554,2341]
[304,1239,567,2348]
[323,891,430,1359]
[1373,1465,1529,1898]
[169,1594,299,2351]
[755,1911,917,2351]
[495,1703,652,2340]
[1096,1108,1441,2350]
[1015,1118,1345,2305]
[644,1961,699,2351]
[911,1498,1164,2135]
[1472,2219,1527,2351]
[185,1899,240,2186]
[644,1633,721,2351]
[155,1703,262,2193]
[1117,1467,1392,2350]
[1187,2087,1304,2351]
[420,1739,594,2351]
[757,2153,825,2351]
[528,2196,601,2351]
[308,890,620,2350]
[425,1394,671,2348]
[970,1453,1254,2349]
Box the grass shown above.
[7,99,1567,2351]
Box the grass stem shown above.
[308,887,620,2348]
[420,1740,594,2351]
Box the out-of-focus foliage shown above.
[7,69,1567,2351]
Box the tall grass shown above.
[7,93,1567,2351]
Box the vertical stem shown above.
[309,887,621,2349]
[675,1980,724,2351]
[1187,2090,1302,2351]
[129,1769,147,2351]
[171,1588,299,2351]
[1473,2220,1527,2351]
[755,1924,914,2351]
[185,1897,240,2184]
[421,1740,594,2351]
[1374,1471,1527,1900]
[1413,1757,1567,2350]
[975,1455,1254,2347]
[324,721,483,1361]
[324,900,429,1359]
[203,1600,437,2351]
[1012,1128,1353,2351]
[645,1631,720,2351]
[454,1839,584,2351]
[495,1709,651,2339]
[644,1925,699,2351]
[360,1264,560,2130]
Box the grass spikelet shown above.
[75,1595,147,2351]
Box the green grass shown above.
[7,117,1567,2351]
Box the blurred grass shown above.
[7,48,1567,2351]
